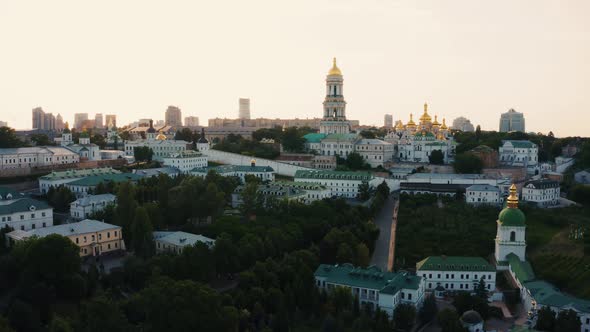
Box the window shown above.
[107,232,110,238]
[42,222,46,227]
[20,215,24,220]
[75,238,79,244]
[31,224,35,229]
[408,293,412,300]
[510,231,516,242]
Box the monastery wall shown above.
[204,149,313,177]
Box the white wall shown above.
[203,149,313,176]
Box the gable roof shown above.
[466,184,500,192]
[524,179,559,189]
[153,231,215,247]
[502,140,536,149]
[10,219,119,238]
[523,280,590,313]
[72,194,116,207]
[303,133,327,143]
[314,264,422,292]
[507,253,535,282]
[416,256,495,272]
[0,198,52,215]
[67,173,142,187]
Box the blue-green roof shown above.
[416,256,495,272]
[502,140,535,149]
[294,170,373,181]
[522,280,590,313]
[67,173,143,187]
[40,168,121,180]
[191,165,274,174]
[303,133,327,143]
[0,188,23,200]
[315,264,422,292]
[323,133,358,141]
[0,198,51,215]
[498,207,526,226]
[507,253,535,282]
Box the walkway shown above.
[370,195,398,271]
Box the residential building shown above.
[184,116,199,127]
[0,198,53,231]
[132,167,181,178]
[55,114,64,130]
[0,146,80,172]
[232,181,331,207]
[451,116,475,132]
[314,264,425,317]
[499,108,525,133]
[38,167,121,193]
[6,219,125,257]
[521,180,560,207]
[294,170,374,198]
[416,256,496,293]
[105,115,117,128]
[70,194,116,220]
[32,107,52,130]
[162,150,208,173]
[94,113,104,128]
[165,105,182,126]
[312,155,337,170]
[355,139,395,168]
[239,98,251,119]
[154,231,215,254]
[65,173,143,195]
[191,162,275,183]
[466,184,501,206]
[384,114,393,128]
[0,121,7,127]
[499,140,539,173]
[124,120,189,161]
[74,113,89,130]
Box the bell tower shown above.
[495,184,527,263]
[320,58,350,134]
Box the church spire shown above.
[506,184,519,208]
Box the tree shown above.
[393,303,416,331]
[47,316,73,332]
[358,181,370,201]
[345,152,369,170]
[30,133,52,146]
[453,153,483,174]
[133,146,153,162]
[114,181,138,244]
[90,134,106,149]
[281,127,305,152]
[0,127,25,148]
[130,206,154,258]
[8,299,41,332]
[535,306,556,331]
[475,277,487,299]
[555,309,581,332]
[429,149,445,165]
[330,286,352,314]
[359,130,376,139]
[418,294,438,324]
[475,125,481,141]
[354,243,370,267]
[47,186,76,212]
[437,308,467,332]
[78,296,130,332]
[240,181,261,217]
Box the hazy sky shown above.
[1,0,589,137]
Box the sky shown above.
[0,0,589,137]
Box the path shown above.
[370,194,398,271]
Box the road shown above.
[370,194,398,271]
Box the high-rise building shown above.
[56,114,64,131]
[43,113,56,130]
[0,121,7,127]
[95,113,104,128]
[451,116,475,132]
[105,115,117,128]
[165,106,182,126]
[499,108,525,133]
[319,58,350,134]
[384,114,393,128]
[32,107,45,130]
[239,98,251,120]
[184,116,200,127]
[74,113,89,130]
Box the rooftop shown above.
[466,184,501,192]
[0,188,24,201]
[9,219,119,239]
[294,170,373,181]
[416,256,495,272]
[40,167,121,181]
[507,253,535,282]
[315,263,422,292]
[357,139,392,145]
[0,146,79,156]
[191,164,274,174]
[522,280,590,313]
[163,150,204,159]
[72,194,116,207]
[67,173,143,187]
[303,133,327,143]
[133,167,180,177]
[524,179,559,189]
[153,231,215,247]
[0,198,51,215]
[502,140,536,149]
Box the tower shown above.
[319,58,350,134]
[495,184,527,263]
[61,122,73,146]
[197,127,210,152]
[146,120,157,140]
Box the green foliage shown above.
[535,306,556,331]
[358,181,370,201]
[281,127,306,152]
[133,146,154,162]
[213,133,280,159]
[429,149,445,165]
[359,130,376,139]
[130,206,155,258]
[30,133,52,146]
[451,292,489,319]
[0,127,25,148]
[437,308,467,332]
[78,296,130,332]
[555,308,581,332]
[46,186,76,212]
[453,152,483,173]
[393,303,416,331]
[114,181,138,244]
[570,185,590,206]
[341,152,371,170]
[418,294,438,324]
[89,133,106,149]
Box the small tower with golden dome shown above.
[320,58,350,134]
[419,103,432,128]
[495,184,527,264]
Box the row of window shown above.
[1,211,47,222]
[422,273,493,280]
[73,230,118,244]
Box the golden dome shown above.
[328,57,342,76]
[406,113,416,127]
[419,103,432,123]
[507,184,519,208]
[395,120,404,130]
[440,118,448,130]
[432,115,440,126]
[156,131,167,140]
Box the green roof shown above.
[0,188,23,200]
[498,207,526,226]
[323,133,359,141]
[314,264,422,292]
[416,256,495,272]
[503,140,535,149]
[191,165,274,174]
[40,168,121,180]
[507,253,535,282]
[414,132,435,138]
[522,280,590,313]
[294,170,373,181]
[0,198,51,215]
[271,181,327,190]
[67,173,143,187]
[303,133,327,143]
[80,131,90,138]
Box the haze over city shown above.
[1,0,589,136]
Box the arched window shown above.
[510,231,516,242]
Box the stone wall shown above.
[204,149,313,177]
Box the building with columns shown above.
[319,58,350,135]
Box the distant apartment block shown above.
[499,108,525,133]
[105,114,117,127]
[239,98,251,119]
[184,116,200,127]
[74,113,89,130]
[165,106,182,126]
[95,113,104,128]
[384,114,393,128]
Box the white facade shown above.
[191,164,275,183]
[416,256,496,293]
[499,140,538,171]
[466,185,501,206]
[319,58,350,135]
[294,170,374,198]
[154,231,215,254]
[0,146,79,171]
[162,150,208,173]
[521,180,560,207]
[494,186,527,263]
[70,194,116,220]
[355,139,395,168]
[0,198,53,231]
[38,168,122,194]
[124,139,189,161]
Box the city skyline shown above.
[1,0,589,137]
